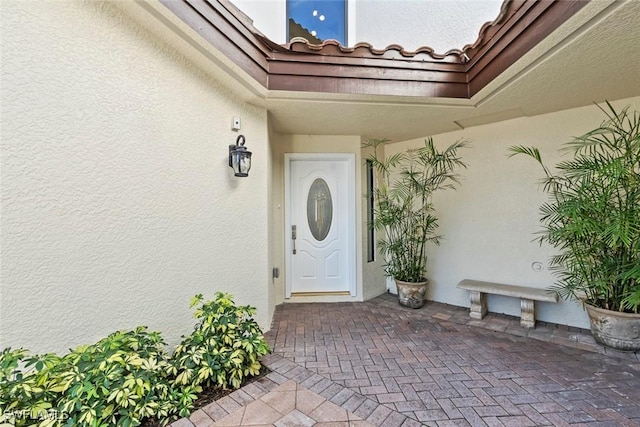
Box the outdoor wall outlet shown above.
[232,116,241,130]
[531,261,543,272]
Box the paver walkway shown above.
[173,294,640,426]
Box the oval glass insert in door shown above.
[306,178,333,241]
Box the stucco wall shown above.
[354,0,502,53]
[0,0,270,354]
[385,97,640,329]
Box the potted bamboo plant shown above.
[364,137,469,308]
[509,102,640,351]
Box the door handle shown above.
[292,225,297,255]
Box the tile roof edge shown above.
[275,0,518,64]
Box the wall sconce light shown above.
[228,135,252,177]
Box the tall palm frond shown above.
[509,103,640,313]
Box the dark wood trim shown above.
[467,0,588,96]
[159,0,587,99]
[269,60,467,82]
[270,52,464,72]
[268,74,469,98]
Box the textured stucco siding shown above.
[354,0,502,53]
[0,0,270,354]
[385,97,640,329]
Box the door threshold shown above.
[291,291,351,297]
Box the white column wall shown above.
[0,0,270,354]
[385,97,640,329]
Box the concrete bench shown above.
[456,279,558,328]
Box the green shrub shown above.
[1,327,191,427]
[0,293,270,427]
[0,347,65,425]
[171,293,270,390]
[56,327,193,426]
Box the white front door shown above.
[285,154,356,297]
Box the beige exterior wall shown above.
[385,97,640,329]
[0,0,271,354]
[1,0,636,355]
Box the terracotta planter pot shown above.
[585,303,640,351]
[395,279,428,309]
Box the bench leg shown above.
[520,298,535,328]
[469,291,487,320]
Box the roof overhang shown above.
[124,0,639,140]
[159,0,587,99]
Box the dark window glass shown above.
[366,159,375,262]
[287,0,347,45]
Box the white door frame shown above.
[284,153,357,298]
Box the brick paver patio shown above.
[173,293,640,426]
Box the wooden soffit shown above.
[160,0,588,99]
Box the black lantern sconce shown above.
[228,135,252,177]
